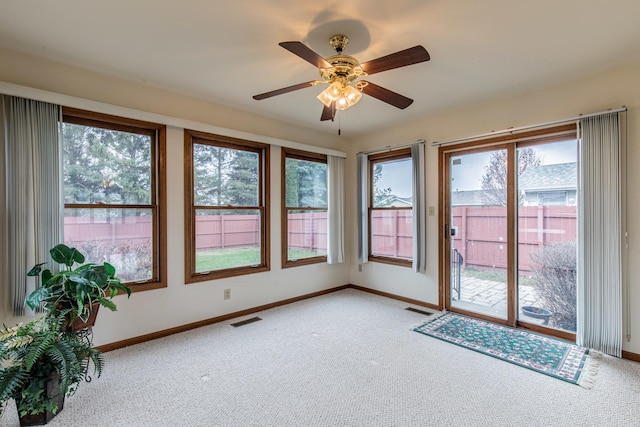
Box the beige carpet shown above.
[2,289,639,426]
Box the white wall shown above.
[0,48,350,346]
[347,59,640,354]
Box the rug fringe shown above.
[577,351,602,389]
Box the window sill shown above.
[186,264,270,284]
[282,256,327,269]
[367,256,412,268]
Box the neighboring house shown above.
[377,195,412,207]
[451,162,577,207]
[519,162,577,206]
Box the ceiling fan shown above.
[253,34,430,122]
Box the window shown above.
[282,148,327,267]
[368,148,413,266]
[185,130,269,282]
[62,108,167,292]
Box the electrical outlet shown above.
[224,289,231,300]
[358,264,362,272]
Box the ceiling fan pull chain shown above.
[338,111,341,135]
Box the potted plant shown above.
[26,244,131,330]
[0,313,103,425]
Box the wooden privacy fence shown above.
[451,206,577,272]
[370,210,413,259]
[64,207,576,266]
[195,213,329,250]
[194,214,261,249]
[286,211,328,251]
[64,213,329,251]
[64,215,152,246]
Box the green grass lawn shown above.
[195,247,326,271]
[196,247,261,271]
[287,248,326,260]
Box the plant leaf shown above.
[0,367,30,403]
[42,269,53,284]
[24,332,55,371]
[26,263,47,277]
[50,244,73,267]
[25,288,49,310]
[68,275,90,286]
[103,262,116,277]
[110,281,132,298]
[80,265,109,287]
[70,247,85,265]
[98,298,117,311]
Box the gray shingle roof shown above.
[518,162,576,191]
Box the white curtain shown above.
[357,153,369,264]
[577,112,622,357]
[411,143,427,272]
[327,155,345,264]
[0,98,6,318]
[2,95,61,316]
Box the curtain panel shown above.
[411,143,426,272]
[357,153,369,264]
[1,95,61,316]
[577,112,623,357]
[327,155,345,264]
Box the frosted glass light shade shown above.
[317,82,362,110]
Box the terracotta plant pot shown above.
[68,303,101,332]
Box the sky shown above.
[375,158,413,198]
[375,139,577,196]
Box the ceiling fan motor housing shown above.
[319,54,366,85]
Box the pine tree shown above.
[225,150,259,206]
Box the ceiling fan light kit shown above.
[253,33,430,124]
[317,81,363,110]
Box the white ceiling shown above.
[2,0,640,137]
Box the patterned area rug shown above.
[413,312,596,387]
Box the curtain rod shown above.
[357,139,425,155]
[431,106,627,147]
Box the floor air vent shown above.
[405,307,433,316]
[230,317,262,327]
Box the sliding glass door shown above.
[441,126,578,339]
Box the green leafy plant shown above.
[0,313,103,418]
[26,243,131,324]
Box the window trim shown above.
[281,148,328,269]
[184,129,270,283]
[62,107,167,293]
[368,147,413,267]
